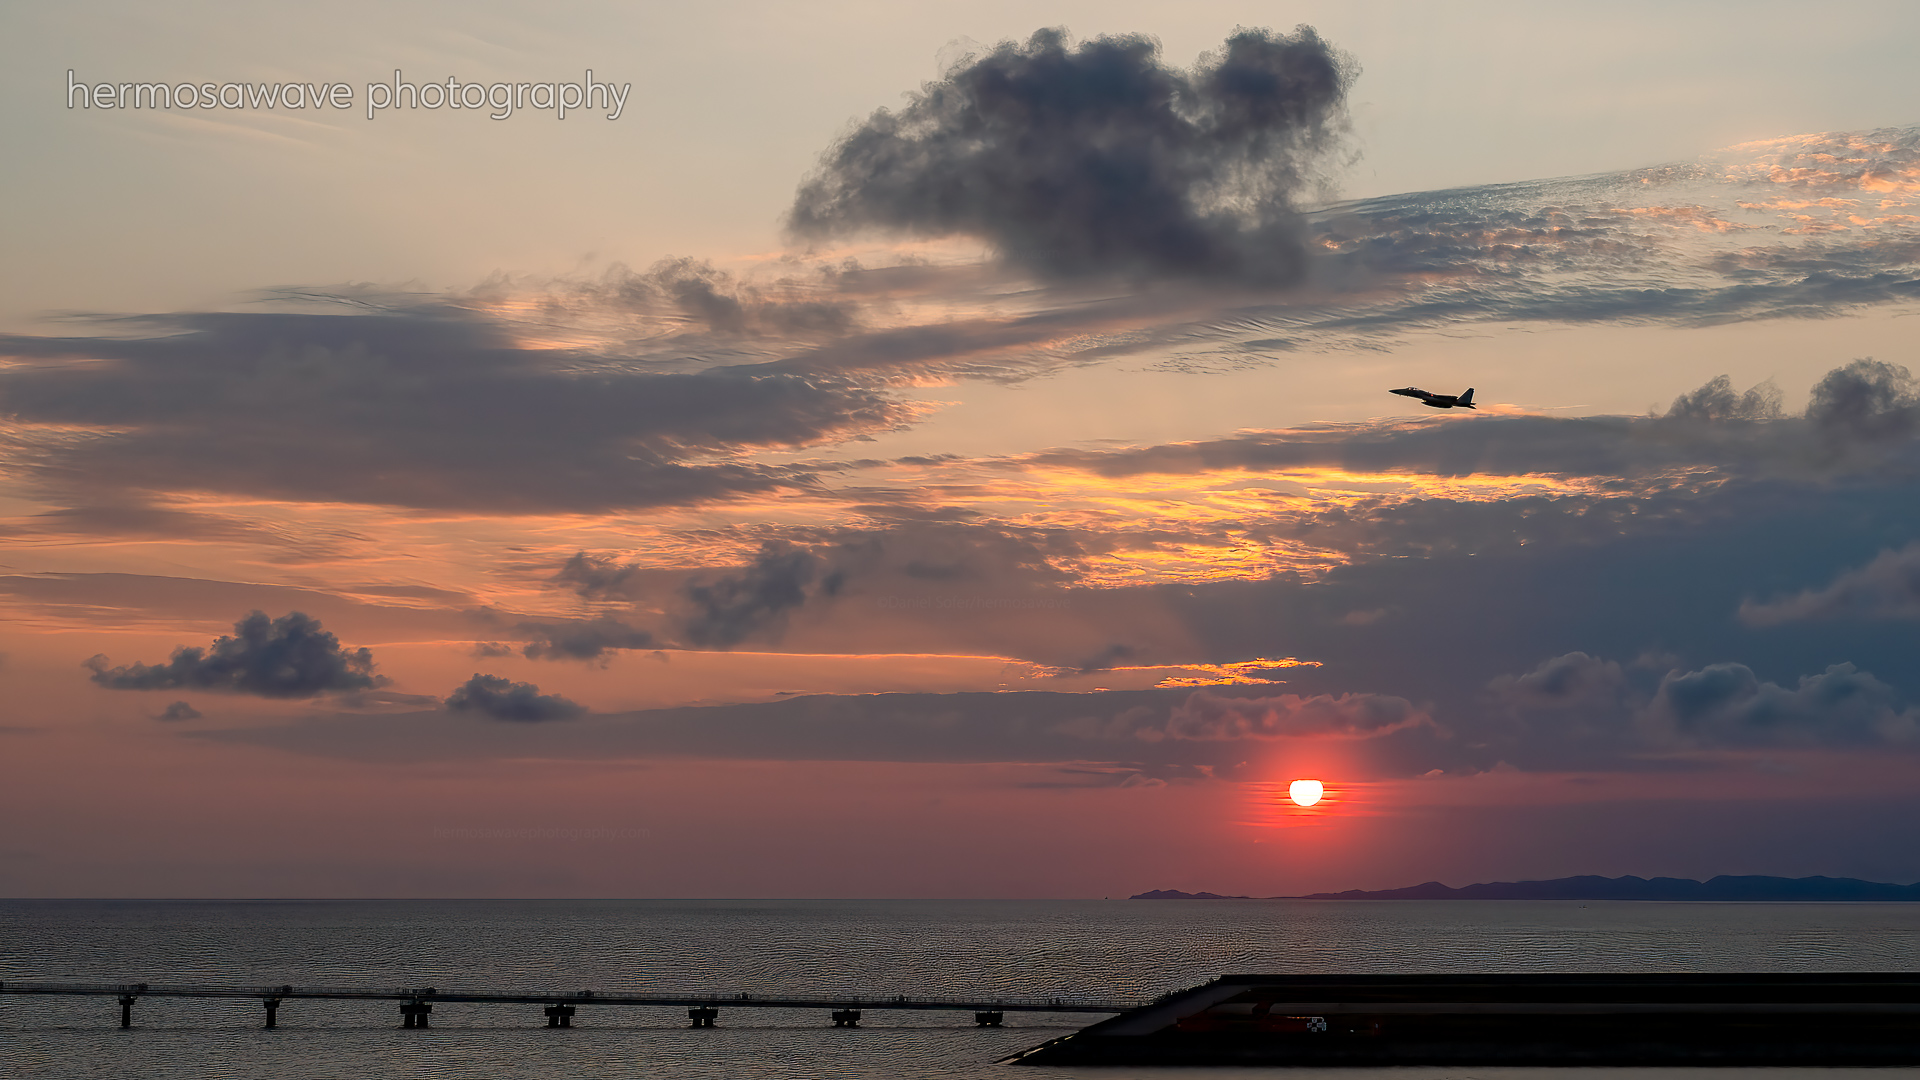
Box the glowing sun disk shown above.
[1288,779,1325,807]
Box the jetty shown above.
[1004,972,1920,1067]
[0,979,1134,1030]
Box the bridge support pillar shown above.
[688,1006,719,1027]
[830,1008,862,1028]
[118,995,136,1029]
[544,1004,576,1028]
[263,997,281,1029]
[401,1001,432,1028]
[974,1010,1003,1027]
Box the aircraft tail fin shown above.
[1458,388,1475,407]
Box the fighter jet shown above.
[1390,386,1476,409]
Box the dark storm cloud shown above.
[0,305,911,513]
[444,674,586,723]
[681,541,850,648]
[1486,652,1627,710]
[512,616,657,663]
[1472,652,1919,768]
[1805,358,1920,445]
[1211,469,1920,695]
[1740,542,1920,625]
[789,26,1356,284]
[1647,662,1916,748]
[1666,375,1783,422]
[1478,653,1649,770]
[552,552,649,602]
[85,611,382,699]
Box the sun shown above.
[1288,779,1325,807]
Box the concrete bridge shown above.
[0,979,1138,1030]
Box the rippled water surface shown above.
[4,899,1920,1078]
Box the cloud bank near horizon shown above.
[20,358,1920,723]
[207,644,1920,781]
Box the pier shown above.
[1004,972,1920,1067]
[0,979,1133,1030]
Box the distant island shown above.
[1132,875,1920,902]
[1130,889,1252,900]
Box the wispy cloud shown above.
[1741,541,1920,625]
[0,305,911,514]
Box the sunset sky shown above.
[4,0,1920,898]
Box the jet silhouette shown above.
[1390,386,1476,409]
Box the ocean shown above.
[4,898,1919,1078]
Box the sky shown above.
[3,0,1920,899]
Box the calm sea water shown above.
[3,899,1919,1079]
